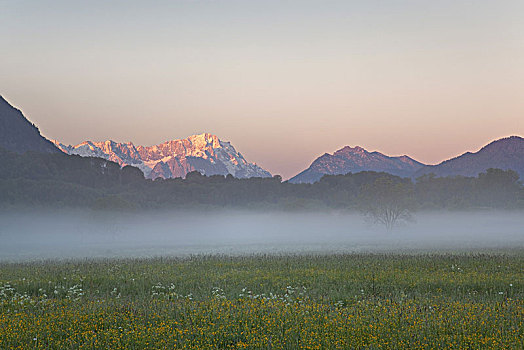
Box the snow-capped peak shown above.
[53,134,271,180]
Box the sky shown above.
[1,0,523,179]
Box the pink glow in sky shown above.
[1,1,523,179]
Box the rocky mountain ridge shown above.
[53,134,272,180]
[289,145,424,183]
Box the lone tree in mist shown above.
[358,176,415,231]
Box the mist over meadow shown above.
[1,210,523,261]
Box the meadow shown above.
[0,253,522,349]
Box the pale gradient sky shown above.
[1,0,523,179]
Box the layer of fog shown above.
[1,210,523,261]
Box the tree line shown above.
[0,147,523,211]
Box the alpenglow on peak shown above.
[52,133,272,180]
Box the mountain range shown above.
[289,146,424,184]
[0,95,270,180]
[290,137,524,183]
[1,95,523,182]
[52,135,271,180]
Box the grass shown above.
[0,253,522,349]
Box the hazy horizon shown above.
[2,0,523,178]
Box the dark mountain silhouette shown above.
[289,146,424,184]
[414,136,524,180]
[0,95,60,154]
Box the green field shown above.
[0,253,522,349]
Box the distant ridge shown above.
[289,145,424,184]
[53,134,272,180]
[0,96,60,154]
[414,136,524,180]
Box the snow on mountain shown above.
[52,133,272,180]
[289,145,424,184]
